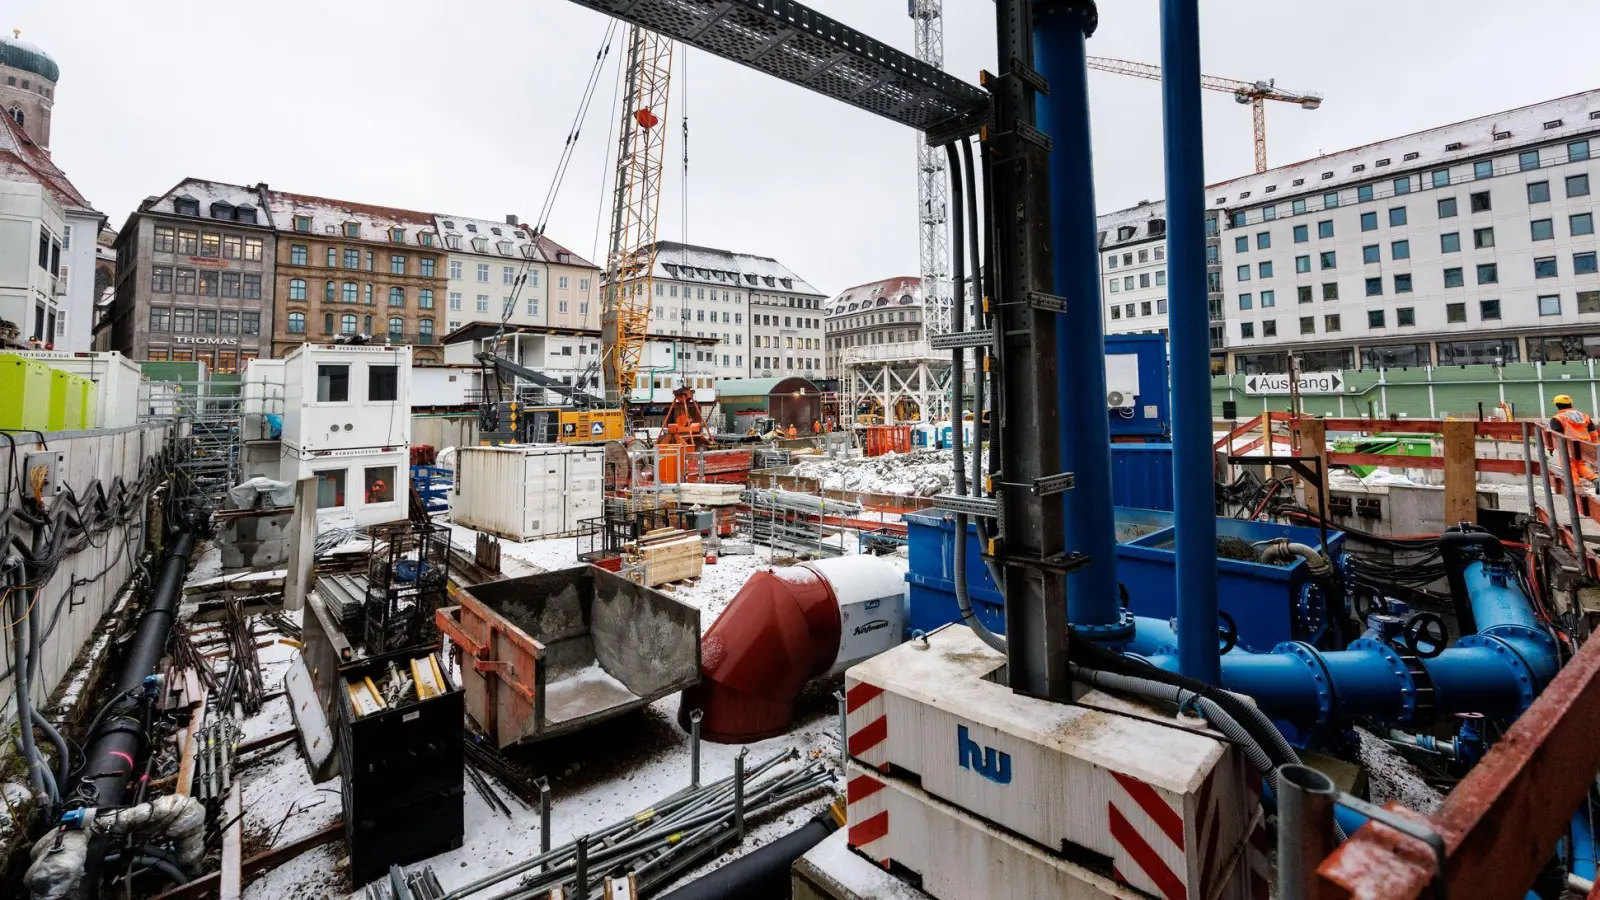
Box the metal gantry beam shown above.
[563,0,989,137]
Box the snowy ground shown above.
[790,448,985,497]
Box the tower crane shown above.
[1086,56,1322,173]
[910,0,952,338]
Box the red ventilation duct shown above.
[679,558,906,743]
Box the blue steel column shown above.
[1159,0,1221,684]
[1033,0,1126,639]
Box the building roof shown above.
[131,177,269,231]
[435,213,542,261]
[638,241,824,297]
[533,233,596,269]
[824,276,921,316]
[0,34,59,83]
[267,190,439,249]
[1097,200,1166,249]
[0,110,93,212]
[714,376,818,398]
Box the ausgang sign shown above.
[1241,371,1345,395]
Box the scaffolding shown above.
[362,522,453,655]
[141,379,245,518]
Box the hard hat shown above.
[1554,394,1575,406]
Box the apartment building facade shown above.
[437,214,547,333]
[107,179,274,370]
[1099,201,1171,339]
[823,276,925,373]
[267,192,446,363]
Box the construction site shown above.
[5,2,1600,900]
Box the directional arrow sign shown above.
[1241,371,1346,395]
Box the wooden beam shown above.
[1263,410,1274,459]
[1316,627,1600,900]
[221,785,243,900]
[1442,420,1478,525]
[151,822,343,900]
[175,690,208,798]
[1300,417,1329,519]
[236,728,296,756]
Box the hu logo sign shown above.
[957,725,1011,784]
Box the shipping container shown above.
[281,344,411,453]
[451,444,604,541]
[46,369,83,431]
[0,354,51,431]
[282,447,410,529]
[1105,333,1170,439]
[410,364,474,408]
[13,351,145,429]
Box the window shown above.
[220,311,238,334]
[1365,277,1383,297]
[1360,211,1377,231]
[341,314,359,334]
[172,308,194,332]
[1581,291,1600,314]
[1109,280,1121,294]
[1110,305,1121,320]
[1446,302,1466,323]
[389,255,405,275]
[1237,265,1250,282]
[502,265,515,285]
[324,280,336,302]
[1300,316,1315,335]
[1320,251,1337,270]
[1234,235,1249,254]
[196,310,217,333]
[1431,169,1451,188]
[1444,267,1464,288]
[1263,320,1278,338]
[1470,191,1492,212]
[1569,174,1591,198]
[1140,273,1151,288]
[1324,192,1340,209]
[343,222,360,238]
[449,260,462,280]
[1397,307,1417,327]
[364,467,396,504]
[1292,199,1307,215]
[288,244,307,266]
[1528,181,1551,203]
[1298,285,1313,304]
[1368,309,1386,329]
[580,278,590,291]
[368,365,399,401]
[1363,244,1380,264]
[1395,274,1413,293]
[1256,232,1271,250]
[1230,212,1246,228]
[289,278,307,301]
[419,289,434,309]
[1107,254,1119,269]
[149,308,170,331]
[1573,213,1596,236]
[1260,290,1275,308]
[1292,224,1308,243]
[1438,196,1458,218]
[1389,206,1408,227]
[1258,261,1274,278]
[477,264,490,282]
[1531,219,1555,241]
[1357,185,1374,203]
[1262,206,1277,221]
[389,287,405,307]
[154,227,176,253]
[1519,150,1541,171]
[315,470,345,509]
[338,248,357,269]
[387,317,404,336]
[1577,252,1598,275]
[1141,301,1152,316]
[1394,176,1412,195]
[1474,227,1495,249]
[1441,232,1461,253]
[245,237,263,261]
[1295,255,1310,273]
[150,266,173,292]
[1240,322,1255,339]
[243,275,261,299]
[559,276,569,289]
[197,271,218,297]
[1325,314,1341,332]
[1318,220,1334,239]
[324,247,337,268]
[1538,294,1562,316]
[477,295,490,312]
[1155,271,1167,286]
[527,298,539,316]
[1239,293,1253,310]
[287,311,305,333]
[1572,140,1592,162]
[317,365,349,402]
[1474,160,1493,180]
[221,272,240,298]
[1536,256,1558,278]
[1478,263,1499,284]
[449,292,462,310]
[1392,240,1410,260]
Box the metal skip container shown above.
[435,565,701,747]
[451,445,604,541]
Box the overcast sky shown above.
[27,0,1600,296]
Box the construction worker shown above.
[786,424,799,439]
[1551,394,1599,482]
[812,419,822,435]
[367,478,390,503]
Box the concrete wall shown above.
[0,423,173,726]
[412,414,478,452]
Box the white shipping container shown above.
[280,446,409,529]
[281,344,411,452]
[844,627,1257,900]
[242,358,286,417]
[452,445,605,541]
[14,351,145,428]
[410,365,474,408]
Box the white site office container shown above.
[410,365,473,408]
[242,358,286,416]
[452,445,604,541]
[844,627,1259,900]
[281,446,409,529]
[281,344,411,453]
[14,351,145,428]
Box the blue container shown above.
[1117,518,1346,653]
[1110,443,1174,511]
[904,507,1175,636]
[1105,333,1170,439]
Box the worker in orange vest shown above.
[367,478,389,503]
[1551,394,1599,482]
[812,419,822,434]
[787,424,799,439]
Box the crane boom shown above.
[601,25,673,408]
[1085,55,1321,173]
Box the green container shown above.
[47,369,82,431]
[0,354,52,431]
[83,377,100,429]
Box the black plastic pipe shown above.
[656,811,839,900]
[1438,524,1503,635]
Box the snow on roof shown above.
[824,275,921,316]
[268,190,438,247]
[141,178,269,226]
[0,111,94,212]
[435,213,544,261]
[1097,200,1166,249]
[532,233,596,269]
[643,241,824,297]
[1213,88,1600,210]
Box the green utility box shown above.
[47,370,84,431]
[0,354,52,431]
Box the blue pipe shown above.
[1157,0,1220,684]
[1033,2,1123,637]
[1573,805,1597,884]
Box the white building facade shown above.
[1099,201,1171,339]
[0,179,65,347]
[436,214,547,335]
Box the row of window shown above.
[445,292,589,317]
[289,217,437,248]
[286,279,435,309]
[827,330,924,348]
[446,260,553,287]
[1222,139,1594,226]
[1239,219,1599,284]
[1105,245,1166,269]
[147,308,262,335]
[751,335,818,350]
[153,227,266,261]
[1110,299,1170,320]
[144,348,255,372]
[286,244,438,277]
[828,310,919,330]
[654,282,737,301]
[1109,270,1169,293]
[750,356,820,371]
[1237,254,1598,309]
[150,267,264,299]
[287,313,436,337]
[1239,290,1600,342]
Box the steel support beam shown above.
[1315,626,1600,900]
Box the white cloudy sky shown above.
[27,0,1600,295]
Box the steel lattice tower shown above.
[911,0,952,337]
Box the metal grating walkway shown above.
[564,0,989,135]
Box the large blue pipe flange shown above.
[1454,633,1540,712]
[1296,582,1327,645]
[1273,641,1336,726]
[1348,638,1420,725]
